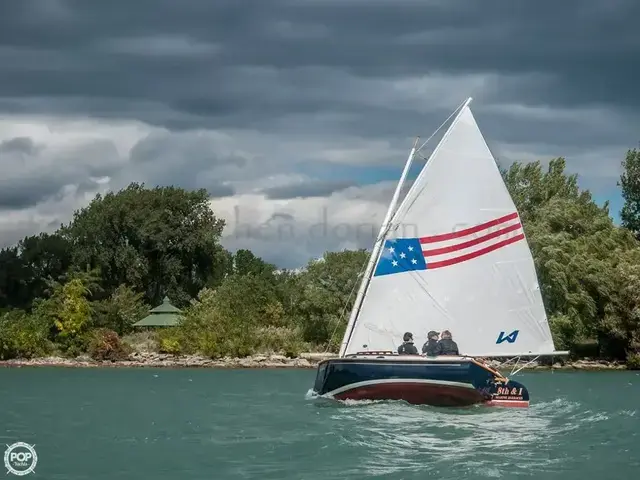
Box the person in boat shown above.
[436,330,459,355]
[397,332,419,355]
[421,330,440,356]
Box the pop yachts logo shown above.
[4,442,37,476]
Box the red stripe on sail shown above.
[426,234,525,269]
[421,222,523,257]
[419,212,519,244]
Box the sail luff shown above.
[338,141,418,357]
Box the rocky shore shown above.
[0,352,334,369]
[0,352,631,370]
[483,358,628,371]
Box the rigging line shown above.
[323,256,369,353]
[336,141,419,355]
[414,97,469,155]
[390,99,469,226]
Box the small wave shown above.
[306,386,634,477]
[305,389,411,408]
[317,395,595,477]
[579,412,610,423]
[304,388,318,400]
[336,398,392,406]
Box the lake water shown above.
[1,367,638,479]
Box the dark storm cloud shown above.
[0,0,638,131]
[209,183,236,198]
[119,130,253,197]
[0,0,638,265]
[128,132,247,169]
[262,180,357,199]
[0,135,123,209]
[0,137,38,155]
[0,177,62,209]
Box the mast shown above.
[338,138,419,357]
[338,97,473,357]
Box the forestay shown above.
[343,105,556,357]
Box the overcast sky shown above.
[0,0,638,267]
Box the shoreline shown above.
[0,352,631,371]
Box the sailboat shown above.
[311,98,568,408]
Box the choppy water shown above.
[0,367,638,479]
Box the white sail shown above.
[343,104,556,357]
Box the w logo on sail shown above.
[496,330,519,344]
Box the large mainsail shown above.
[342,103,556,357]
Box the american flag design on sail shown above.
[373,212,525,277]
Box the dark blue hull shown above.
[312,356,529,407]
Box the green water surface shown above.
[1,368,638,479]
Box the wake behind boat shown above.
[311,97,568,408]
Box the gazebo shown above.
[133,296,183,327]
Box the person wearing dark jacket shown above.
[397,332,419,355]
[422,330,440,356]
[436,330,459,355]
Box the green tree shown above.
[92,284,149,336]
[61,183,229,305]
[54,278,93,338]
[504,157,639,358]
[29,276,94,356]
[233,249,276,277]
[0,310,51,359]
[292,249,368,346]
[18,233,73,297]
[0,232,72,310]
[218,274,283,325]
[0,247,29,310]
[272,269,301,317]
[619,148,640,237]
[206,247,234,288]
[501,158,584,223]
[177,287,256,358]
[32,278,92,336]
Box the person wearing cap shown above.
[397,332,419,355]
[436,330,459,355]
[422,330,440,356]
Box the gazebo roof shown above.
[133,296,182,327]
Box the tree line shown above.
[1,150,640,366]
